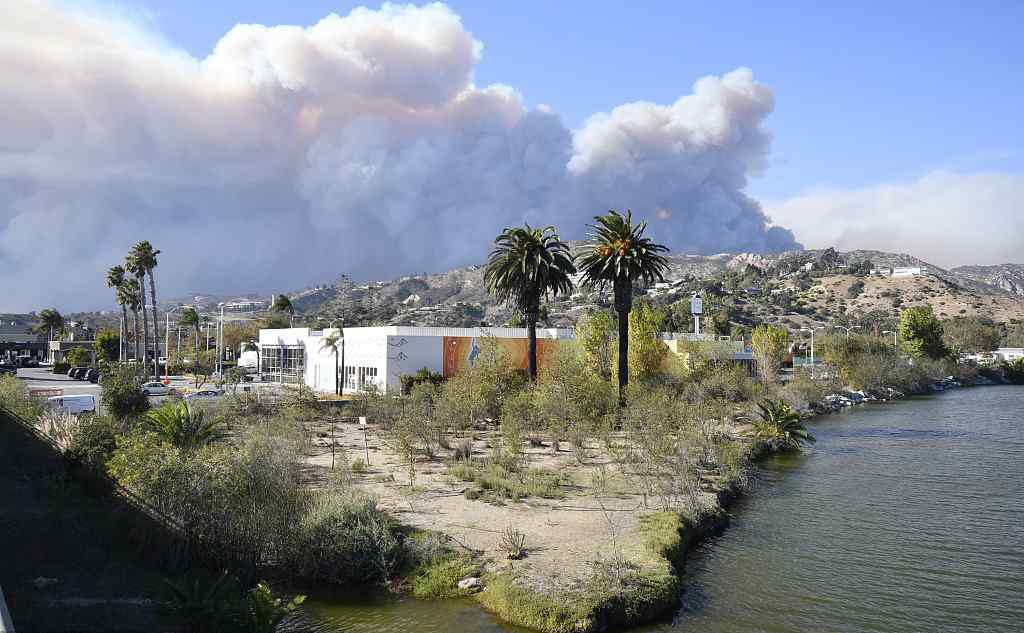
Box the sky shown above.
[1,0,1022,310]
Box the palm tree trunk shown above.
[527,317,538,381]
[132,309,141,361]
[120,305,129,361]
[148,269,160,378]
[139,276,151,376]
[335,350,340,396]
[194,328,201,389]
[617,309,629,397]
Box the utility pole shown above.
[801,326,825,379]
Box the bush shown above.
[100,363,150,421]
[66,347,93,367]
[52,362,71,375]
[0,374,44,421]
[289,491,401,584]
[65,414,122,472]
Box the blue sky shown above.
[109,0,1024,200]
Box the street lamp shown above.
[800,326,825,378]
[883,329,898,348]
[835,325,860,339]
[217,303,226,377]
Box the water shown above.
[296,387,1024,633]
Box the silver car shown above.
[141,381,170,396]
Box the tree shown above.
[131,241,162,377]
[576,210,669,397]
[179,307,203,387]
[271,294,295,326]
[125,250,152,376]
[483,224,576,381]
[106,265,130,361]
[627,301,667,382]
[36,308,64,345]
[751,324,790,384]
[320,332,343,396]
[100,363,150,420]
[943,316,1000,355]
[575,310,615,381]
[66,347,92,367]
[95,330,121,362]
[121,277,144,362]
[899,306,948,360]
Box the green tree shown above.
[106,265,130,361]
[100,362,150,421]
[271,294,295,326]
[66,347,92,367]
[95,330,121,362]
[575,310,615,381]
[576,209,669,397]
[751,324,790,384]
[121,276,144,362]
[899,306,948,360]
[320,332,343,396]
[483,224,576,381]
[942,316,1000,355]
[36,308,64,345]
[627,301,667,382]
[130,241,162,377]
[143,401,226,451]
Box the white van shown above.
[47,394,97,414]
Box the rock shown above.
[457,577,481,590]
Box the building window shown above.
[260,345,305,383]
[343,365,378,390]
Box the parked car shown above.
[185,389,222,402]
[47,394,97,414]
[85,368,100,383]
[0,364,16,377]
[141,381,169,396]
[68,367,89,379]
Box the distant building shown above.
[892,267,929,278]
[994,348,1024,363]
[0,319,46,362]
[869,268,893,276]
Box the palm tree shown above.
[320,332,343,395]
[125,251,151,376]
[179,307,202,386]
[36,308,64,362]
[271,294,295,326]
[144,401,226,451]
[484,225,576,381]
[576,210,669,396]
[751,399,816,451]
[130,241,161,377]
[121,277,143,362]
[106,266,129,361]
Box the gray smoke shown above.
[0,1,798,310]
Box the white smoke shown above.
[765,170,1024,268]
[0,1,797,311]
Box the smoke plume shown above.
[0,1,797,310]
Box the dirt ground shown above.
[299,418,735,593]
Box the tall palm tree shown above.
[576,210,669,396]
[121,276,144,360]
[271,294,295,326]
[106,265,129,361]
[131,241,161,377]
[179,307,201,386]
[484,225,576,381]
[320,332,343,395]
[36,309,64,362]
[125,251,151,375]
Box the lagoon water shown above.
[294,386,1024,633]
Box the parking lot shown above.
[14,366,198,404]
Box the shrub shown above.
[499,525,527,560]
[289,490,401,584]
[52,362,71,375]
[66,347,93,367]
[350,458,367,474]
[65,414,122,472]
[100,363,150,421]
[37,408,81,450]
[144,401,226,451]
[0,374,44,421]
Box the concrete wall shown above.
[384,335,444,391]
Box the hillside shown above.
[950,264,1024,296]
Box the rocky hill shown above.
[950,264,1024,296]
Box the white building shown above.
[892,267,929,278]
[994,348,1024,363]
[258,326,575,394]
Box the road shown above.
[14,366,196,400]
